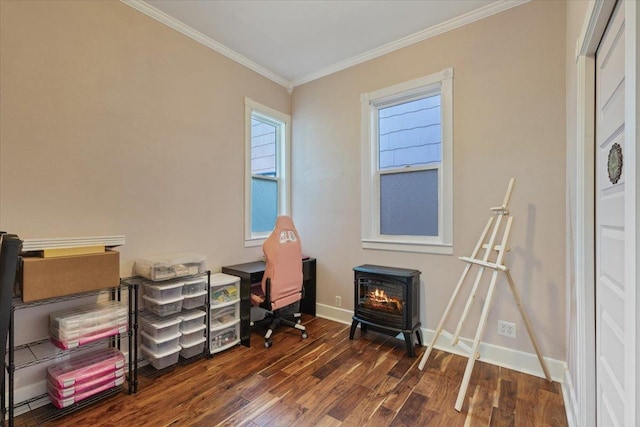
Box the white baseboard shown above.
[316,303,566,382]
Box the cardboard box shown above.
[18,250,120,302]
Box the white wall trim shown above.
[571,2,616,427]
[292,0,529,87]
[120,0,294,93]
[316,303,566,382]
[562,368,579,427]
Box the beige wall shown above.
[1,0,568,361]
[0,0,290,274]
[292,0,567,359]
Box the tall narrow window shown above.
[245,98,291,246]
[361,68,453,254]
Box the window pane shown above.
[380,169,438,236]
[251,118,276,176]
[251,176,278,233]
[378,95,441,170]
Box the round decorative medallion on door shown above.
[607,142,623,184]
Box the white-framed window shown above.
[361,68,453,254]
[244,97,291,247]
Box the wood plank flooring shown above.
[16,316,568,426]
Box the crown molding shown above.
[120,0,294,93]
[122,0,527,91]
[291,0,529,87]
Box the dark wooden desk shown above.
[222,257,316,347]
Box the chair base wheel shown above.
[265,340,272,348]
[301,332,308,339]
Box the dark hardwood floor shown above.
[16,316,568,426]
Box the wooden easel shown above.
[417,178,551,412]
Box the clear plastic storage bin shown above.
[142,294,183,317]
[210,323,239,351]
[180,336,206,359]
[140,330,181,354]
[182,290,207,310]
[140,312,182,340]
[178,309,205,332]
[183,278,207,295]
[210,305,237,327]
[134,253,206,281]
[141,344,181,370]
[179,323,206,347]
[49,301,127,331]
[143,280,184,301]
[210,273,240,288]
[210,286,239,305]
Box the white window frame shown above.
[360,68,453,254]
[244,97,291,247]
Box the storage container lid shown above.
[136,253,206,265]
[184,277,206,285]
[183,289,207,299]
[141,344,182,359]
[140,313,182,328]
[143,281,184,290]
[142,294,184,304]
[210,273,240,287]
[180,335,206,349]
[180,323,206,336]
[179,309,206,322]
[140,330,182,344]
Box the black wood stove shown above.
[349,264,422,357]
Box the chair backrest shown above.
[262,216,303,309]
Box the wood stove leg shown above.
[349,319,359,339]
[415,328,423,347]
[403,331,416,358]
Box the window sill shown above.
[362,239,453,255]
[244,238,266,248]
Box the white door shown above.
[595,2,626,425]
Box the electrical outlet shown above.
[497,320,516,338]
[335,296,342,307]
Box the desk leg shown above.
[240,279,251,347]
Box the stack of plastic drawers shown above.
[178,309,206,358]
[46,348,125,408]
[209,273,241,354]
[139,276,208,367]
[140,281,184,369]
[49,302,128,350]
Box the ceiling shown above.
[127,0,526,90]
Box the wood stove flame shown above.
[364,288,403,313]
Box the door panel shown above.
[595,1,625,426]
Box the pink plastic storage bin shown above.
[48,375,124,408]
[48,368,124,398]
[50,324,128,350]
[47,348,125,389]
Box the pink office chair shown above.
[251,216,308,348]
